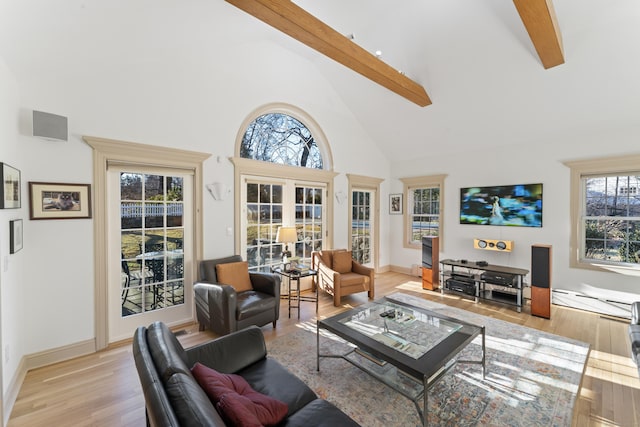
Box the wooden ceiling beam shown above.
[513,0,565,69]
[225,0,431,107]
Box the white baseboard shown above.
[25,338,95,370]
[3,338,95,425]
[377,264,391,273]
[389,264,420,276]
[3,356,26,427]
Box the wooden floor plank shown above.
[7,272,640,426]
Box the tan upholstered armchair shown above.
[311,249,374,307]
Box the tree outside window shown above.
[239,111,328,272]
[241,113,323,169]
[583,175,640,264]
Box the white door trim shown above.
[83,136,210,350]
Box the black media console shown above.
[440,259,529,312]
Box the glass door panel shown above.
[245,182,283,271]
[352,190,373,267]
[116,171,188,328]
[295,185,323,260]
[242,177,326,272]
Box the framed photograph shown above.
[389,193,403,215]
[29,182,92,220]
[9,219,23,254]
[1,163,21,209]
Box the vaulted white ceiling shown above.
[1,0,639,162]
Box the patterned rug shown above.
[266,292,590,427]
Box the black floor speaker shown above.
[531,244,552,318]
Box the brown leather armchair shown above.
[311,249,374,307]
[193,255,280,335]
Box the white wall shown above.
[0,8,391,405]
[390,125,640,303]
[0,57,24,396]
[2,0,639,413]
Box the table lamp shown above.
[276,226,297,264]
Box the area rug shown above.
[266,292,590,427]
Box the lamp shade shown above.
[276,226,297,244]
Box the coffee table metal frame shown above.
[316,296,485,426]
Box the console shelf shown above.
[440,259,529,312]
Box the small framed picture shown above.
[1,163,21,209]
[10,219,23,254]
[29,182,92,220]
[389,193,403,215]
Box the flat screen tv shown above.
[460,183,543,227]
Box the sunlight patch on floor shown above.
[589,349,637,367]
[482,335,587,375]
[454,369,537,407]
[491,359,578,394]
[584,364,640,390]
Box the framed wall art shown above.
[1,162,21,209]
[389,193,403,215]
[29,182,92,220]
[10,219,23,254]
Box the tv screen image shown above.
[460,183,542,227]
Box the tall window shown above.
[400,175,447,249]
[237,107,335,271]
[565,154,640,269]
[352,191,371,264]
[348,174,382,269]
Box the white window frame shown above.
[233,103,338,254]
[564,153,640,272]
[400,174,447,250]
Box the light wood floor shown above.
[7,272,640,426]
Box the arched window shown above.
[233,105,337,274]
[240,113,323,169]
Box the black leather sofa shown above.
[630,302,640,377]
[133,321,360,427]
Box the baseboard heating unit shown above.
[552,289,632,319]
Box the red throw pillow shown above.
[191,362,288,427]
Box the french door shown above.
[240,175,326,272]
[351,189,375,267]
[107,167,194,342]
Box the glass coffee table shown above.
[317,295,485,426]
